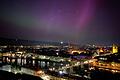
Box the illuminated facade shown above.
[112,44,118,53]
[99,48,104,53]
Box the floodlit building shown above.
[112,44,118,53]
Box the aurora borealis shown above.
[0,0,120,45]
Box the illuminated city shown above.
[0,0,120,80]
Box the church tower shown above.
[112,44,118,53]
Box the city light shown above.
[0,0,120,80]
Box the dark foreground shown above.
[0,70,42,80]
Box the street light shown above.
[60,42,63,44]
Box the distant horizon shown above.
[0,37,119,46]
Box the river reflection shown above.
[0,56,68,71]
[1,56,120,80]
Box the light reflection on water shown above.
[1,56,120,80]
[0,56,68,70]
[17,59,21,65]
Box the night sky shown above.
[0,0,120,45]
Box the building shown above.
[112,44,118,53]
